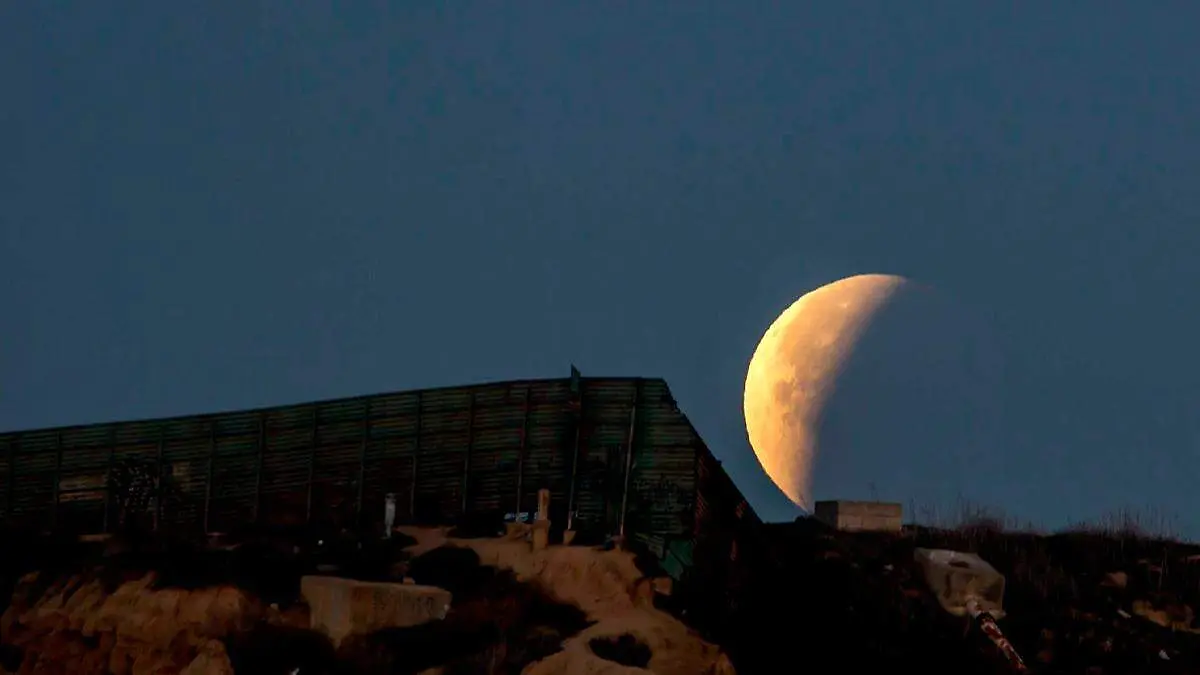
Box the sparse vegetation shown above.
[0,529,596,675]
[716,502,1200,674]
[590,633,653,668]
[6,501,1200,674]
[106,456,186,534]
[907,497,1186,542]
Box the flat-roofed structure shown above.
[813,500,903,532]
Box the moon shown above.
[743,274,907,509]
[742,273,1002,512]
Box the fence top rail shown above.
[0,373,668,437]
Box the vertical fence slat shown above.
[154,424,165,531]
[410,392,421,518]
[619,382,640,537]
[51,432,62,530]
[253,413,266,524]
[305,406,318,525]
[203,418,216,534]
[461,393,474,515]
[515,387,530,516]
[7,436,18,527]
[566,391,583,532]
[102,427,115,533]
[356,398,370,528]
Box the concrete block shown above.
[300,576,452,647]
[914,548,1006,619]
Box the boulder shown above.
[300,576,451,647]
[914,548,1007,619]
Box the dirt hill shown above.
[0,525,729,675]
[2,516,1199,674]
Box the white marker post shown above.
[384,493,396,539]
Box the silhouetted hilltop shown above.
[3,515,1200,674]
[720,515,1200,675]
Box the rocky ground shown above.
[0,524,729,675]
[2,517,1199,674]
[721,517,1200,675]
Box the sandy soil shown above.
[397,526,735,675]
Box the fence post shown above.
[356,398,370,529]
[566,380,583,532]
[5,436,15,527]
[102,428,115,533]
[410,392,421,519]
[305,406,319,526]
[461,393,474,516]
[51,432,63,530]
[203,419,216,535]
[154,425,166,531]
[253,412,266,525]
[515,387,530,517]
[619,382,640,538]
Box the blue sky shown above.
[4,3,1200,531]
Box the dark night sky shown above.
[3,3,1200,532]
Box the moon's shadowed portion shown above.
[812,283,1004,511]
[747,274,906,509]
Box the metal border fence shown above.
[0,371,757,553]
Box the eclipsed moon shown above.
[743,273,1002,512]
[743,274,910,510]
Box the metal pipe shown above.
[618,383,640,537]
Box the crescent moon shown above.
[743,274,909,510]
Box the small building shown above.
[814,500,903,532]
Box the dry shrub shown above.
[589,633,652,669]
[1062,506,1183,542]
[224,623,338,675]
[726,500,1200,674]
